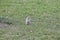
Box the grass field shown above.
[0,0,60,40]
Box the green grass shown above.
[0,0,60,40]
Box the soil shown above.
[0,22,11,28]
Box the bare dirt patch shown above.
[0,22,12,29]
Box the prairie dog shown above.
[26,16,31,25]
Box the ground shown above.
[0,0,60,40]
